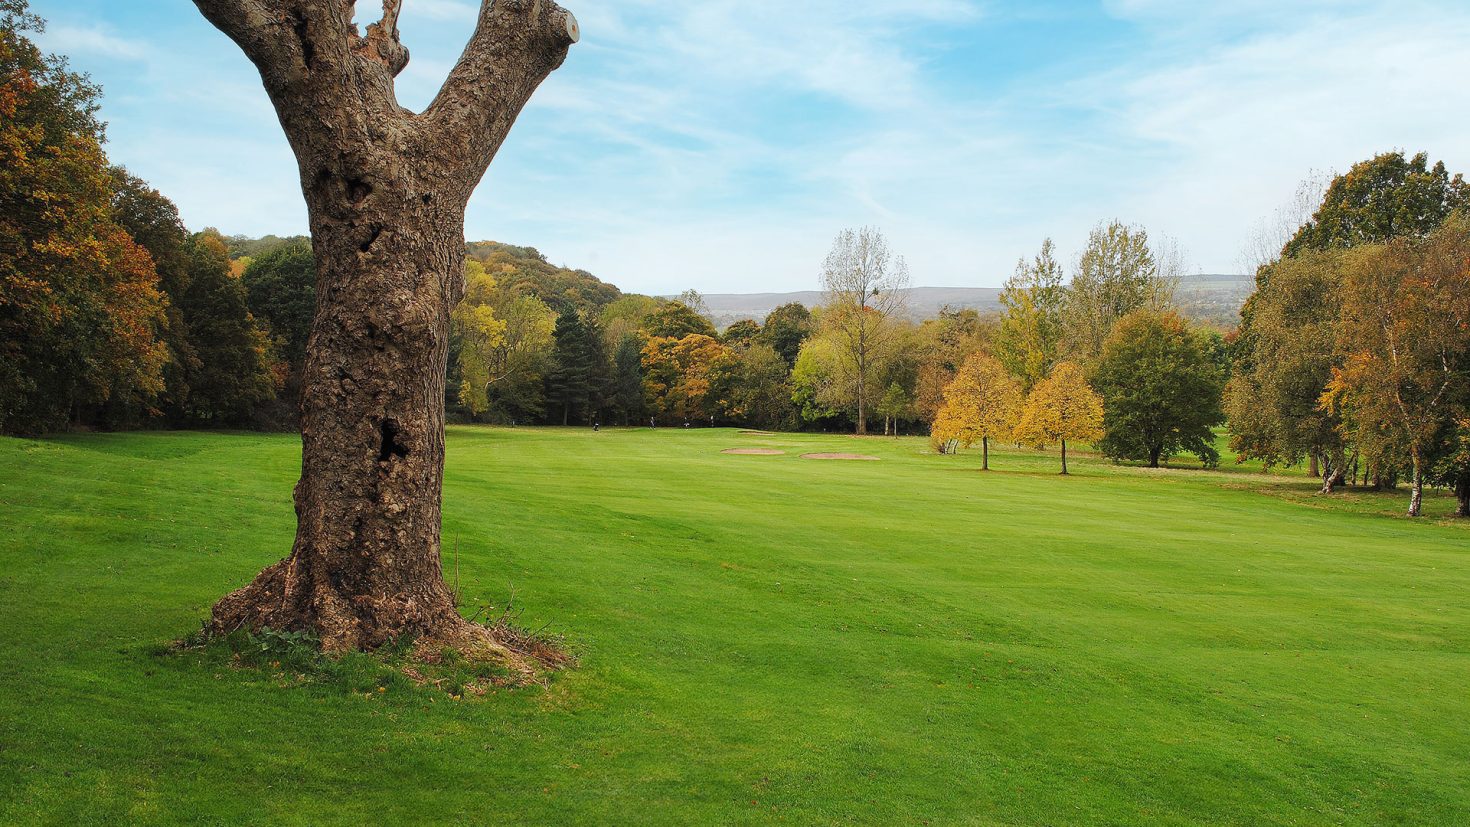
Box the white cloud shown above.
[34,0,1470,295]
[41,25,147,61]
[1070,0,1470,275]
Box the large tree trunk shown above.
[213,214,466,650]
[1148,444,1161,468]
[1455,474,1469,518]
[982,436,989,471]
[196,0,577,653]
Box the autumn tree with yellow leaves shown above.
[1320,218,1470,517]
[931,353,1023,470]
[1014,362,1105,475]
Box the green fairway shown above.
[1,427,1466,825]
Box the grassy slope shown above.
[0,428,1466,826]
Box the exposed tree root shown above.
[207,557,574,682]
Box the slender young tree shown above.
[1061,220,1174,364]
[820,227,910,435]
[1014,362,1104,475]
[931,353,1023,470]
[995,239,1065,393]
[193,0,579,652]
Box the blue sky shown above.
[30,0,1470,295]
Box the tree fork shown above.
[195,0,577,653]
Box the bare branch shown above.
[357,0,410,78]
[420,0,578,183]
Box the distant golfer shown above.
[593,421,600,432]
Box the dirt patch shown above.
[722,448,786,456]
[801,453,881,461]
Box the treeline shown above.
[926,151,1470,517]
[1226,152,1470,516]
[1,6,276,433]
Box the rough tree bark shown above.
[194,0,577,653]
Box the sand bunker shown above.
[801,452,881,461]
[722,448,786,456]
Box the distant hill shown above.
[466,241,623,310]
[688,274,1253,327]
[692,287,999,326]
[1173,273,1256,328]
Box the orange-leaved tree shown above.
[930,352,1023,470]
[641,334,735,424]
[1014,362,1104,475]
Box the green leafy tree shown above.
[758,302,812,366]
[1283,151,1469,256]
[644,300,716,339]
[874,382,910,437]
[1093,310,1225,468]
[1429,418,1470,518]
[241,239,315,383]
[790,334,846,426]
[1062,220,1174,364]
[722,319,761,348]
[996,238,1065,392]
[1226,252,1348,489]
[177,230,277,424]
[728,343,794,430]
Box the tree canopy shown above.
[1093,310,1225,468]
[931,353,1023,469]
[1015,362,1105,475]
